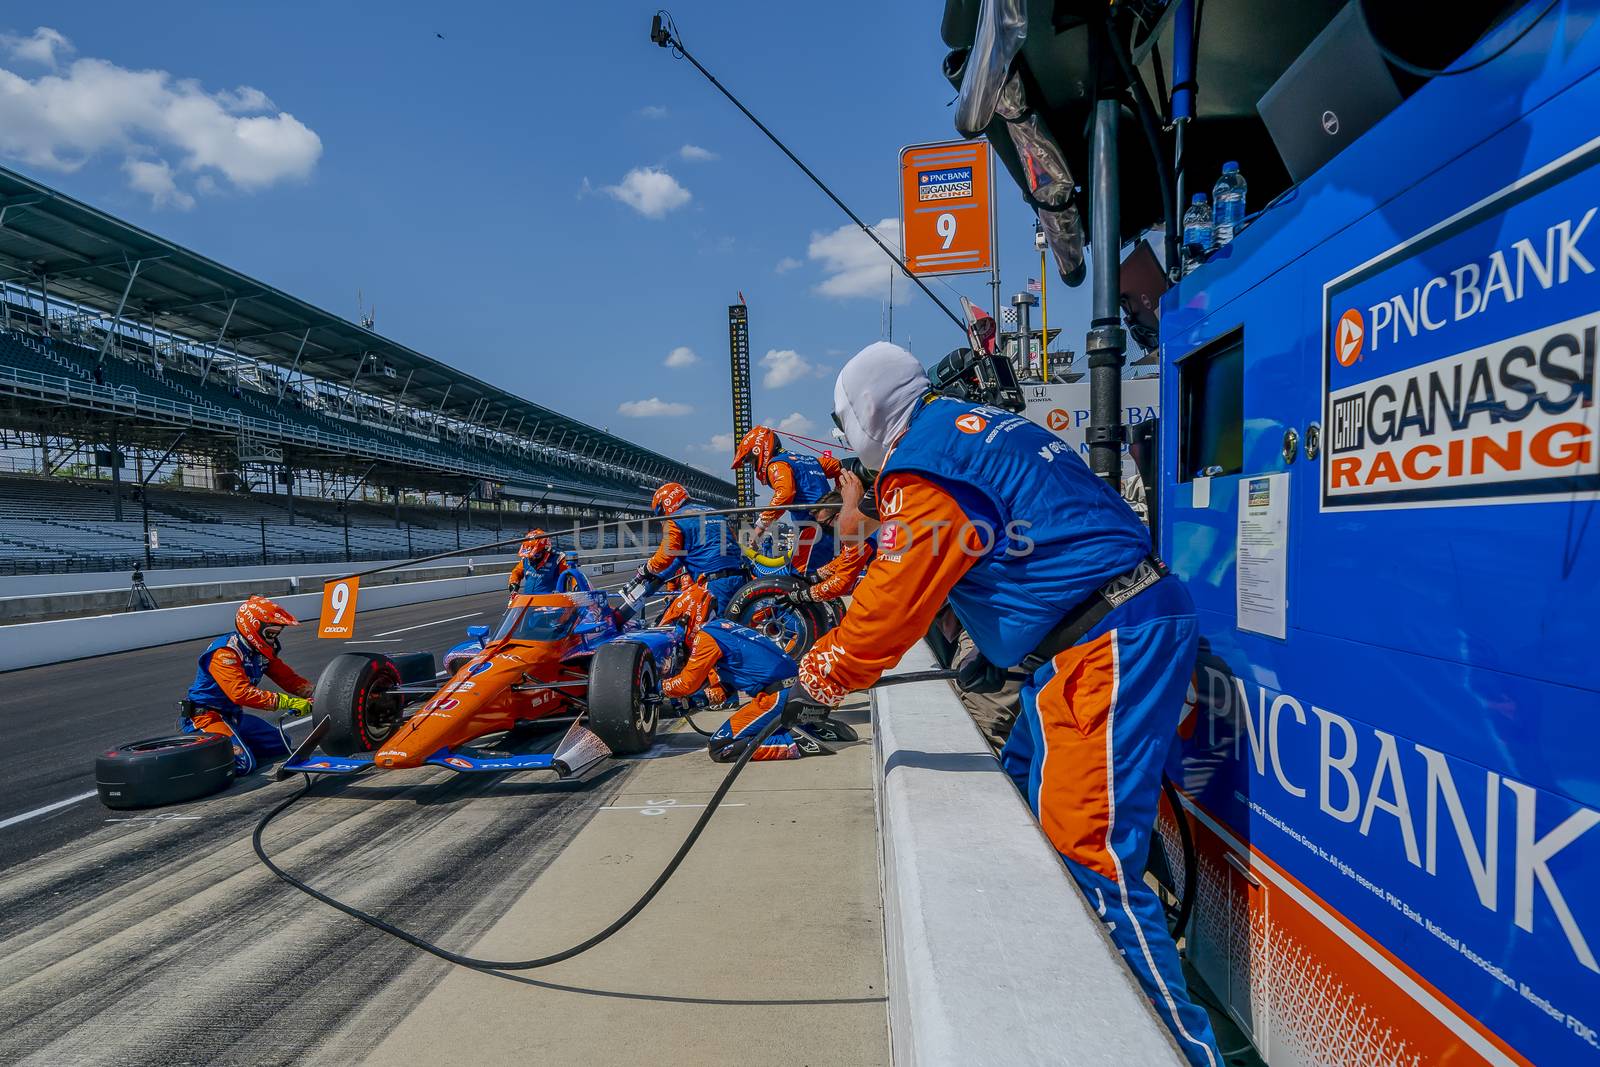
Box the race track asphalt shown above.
[0,582,658,1065]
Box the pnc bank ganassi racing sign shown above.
[1322,139,1600,511]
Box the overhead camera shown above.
[929,347,1026,413]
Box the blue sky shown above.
[0,2,1092,474]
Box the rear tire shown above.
[728,577,833,660]
[587,641,659,755]
[315,653,405,757]
[95,733,234,810]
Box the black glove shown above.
[956,649,1006,694]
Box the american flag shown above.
[1027,278,1042,293]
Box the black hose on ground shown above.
[253,709,790,972]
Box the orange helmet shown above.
[730,426,782,484]
[659,579,714,639]
[236,595,298,657]
[519,528,551,565]
[652,482,690,515]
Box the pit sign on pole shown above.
[899,140,994,277]
[318,576,360,639]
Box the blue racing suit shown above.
[759,451,840,574]
[800,397,1220,1066]
[646,505,746,613]
[514,551,590,595]
[183,634,307,774]
[659,618,804,761]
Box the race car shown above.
[281,590,680,779]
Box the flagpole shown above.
[1040,249,1050,381]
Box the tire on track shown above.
[95,733,235,810]
[587,640,660,756]
[315,652,405,757]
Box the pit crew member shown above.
[731,426,842,573]
[657,581,829,762]
[639,482,746,614]
[797,342,1221,1067]
[508,528,589,595]
[182,596,314,775]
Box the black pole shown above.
[260,517,268,565]
[1086,29,1129,489]
[109,427,123,521]
[651,16,964,332]
[142,492,152,570]
[343,505,351,563]
[406,523,413,555]
[285,465,295,525]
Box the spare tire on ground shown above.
[95,733,235,810]
[726,576,836,661]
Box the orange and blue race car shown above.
[281,590,681,780]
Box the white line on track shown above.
[367,612,483,638]
[0,790,99,831]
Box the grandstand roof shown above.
[0,164,731,499]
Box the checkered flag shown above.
[1000,306,1018,328]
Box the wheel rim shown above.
[634,656,658,736]
[359,670,403,746]
[130,737,204,753]
[750,598,806,656]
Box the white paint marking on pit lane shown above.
[105,812,201,823]
[368,612,483,638]
[0,790,99,831]
[601,798,748,816]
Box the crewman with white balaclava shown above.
[797,342,1222,1067]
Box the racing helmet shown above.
[730,426,783,485]
[652,482,690,516]
[659,579,714,639]
[236,595,298,657]
[519,528,552,565]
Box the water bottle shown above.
[1212,161,1247,245]
[1182,194,1213,273]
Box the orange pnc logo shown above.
[955,413,988,434]
[1335,308,1365,366]
[1046,408,1071,431]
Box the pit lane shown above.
[0,583,889,1065]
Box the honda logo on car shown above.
[1322,146,1600,509]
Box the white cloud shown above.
[664,345,699,368]
[2,27,71,68]
[637,104,669,119]
[604,166,691,219]
[123,159,193,210]
[690,431,737,454]
[774,256,802,273]
[618,396,693,417]
[679,143,717,162]
[771,412,816,434]
[808,216,900,299]
[759,348,819,389]
[0,29,322,207]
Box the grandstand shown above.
[0,164,732,573]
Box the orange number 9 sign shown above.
[318,577,360,639]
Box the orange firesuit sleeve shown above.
[508,560,525,588]
[646,519,685,577]
[798,474,983,706]
[758,461,796,529]
[807,540,875,601]
[208,646,290,711]
[662,630,724,698]
[818,453,843,481]
[264,657,314,699]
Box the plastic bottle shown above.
[1212,161,1247,245]
[1182,194,1213,273]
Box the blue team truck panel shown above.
[1158,3,1600,1064]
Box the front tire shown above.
[315,653,404,757]
[587,641,659,755]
